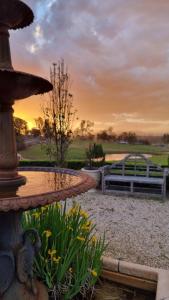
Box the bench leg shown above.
[102,179,105,194]
[162,183,166,200]
[130,182,134,193]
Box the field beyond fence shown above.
[20,140,169,167]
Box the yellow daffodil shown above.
[32,212,41,219]
[86,220,92,227]
[90,269,97,277]
[53,256,61,264]
[91,236,97,244]
[80,210,88,219]
[81,225,90,231]
[48,249,57,257]
[68,207,76,216]
[77,236,85,242]
[43,230,52,238]
[68,226,73,231]
[41,206,48,213]
[56,203,61,209]
[81,220,92,231]
[68,204,80,216]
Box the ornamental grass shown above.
[23,201,106,300]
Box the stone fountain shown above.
[0,1,95,299]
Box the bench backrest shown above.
[103,153,166,178]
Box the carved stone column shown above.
[0,25,13,70]
[0,102,18,179]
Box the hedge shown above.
[19,160,169,169]
[19,160,85,170]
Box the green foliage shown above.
[14,116,28,136]
[19,157,169,170]
[23,202,106,300]
[86,143,105,168]
[14,116,27,150]
[19,160,85,170]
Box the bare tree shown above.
[35,117,44,136]
[118,131,137,144]
[42,60,77,166]
[75,120,94,139]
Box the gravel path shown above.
[67,190,169,269]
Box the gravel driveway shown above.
[67,190,169,269]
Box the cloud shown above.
[12,0,169,134]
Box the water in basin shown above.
[105,153,152,161]
[0,171,81,199]
[94,153,152,162]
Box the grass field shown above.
[20,140,169,165]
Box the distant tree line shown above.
[14,116,149,148]
[74,121,151,145]
[162,134,169,144]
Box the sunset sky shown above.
[11,0,169,134]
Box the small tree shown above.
[86,143,105,169]
[14,117,28,136]
[76,120,94,140]
[42,60,77,166]
[35,117,44,136]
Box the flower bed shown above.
[23,202,106,299]
[23,201,169,299]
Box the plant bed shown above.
[23,203,169,300]
[23,202,106,300]
[48,279,155,299]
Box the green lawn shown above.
[151,154,169,166]
[21,140,169,165]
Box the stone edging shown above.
[102,256,169,300]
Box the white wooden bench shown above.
[101,154,168,199]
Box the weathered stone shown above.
[2,280,48,300]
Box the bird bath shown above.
[0,1,95,299]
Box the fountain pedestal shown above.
[0,102,26,186]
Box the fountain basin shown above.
[0,69,53,100]
[0,0,34,30]
[0,167,96,212]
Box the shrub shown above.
[86,143,105,169]
[23,202,106,300]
